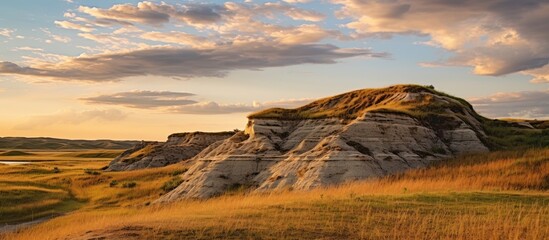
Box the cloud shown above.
[0,28,15,38]
[469,90,549,119]
[14,47,44,52]
[0,1,369,82]
[525,65,549,84]
[80,90,197,108]
[261,2,324,22]
[55,20,95,32]
[41,28,72,43]
[167,102,255,115]
[168,98,315,115]
[0,43,383,81]
[77,2,224,27]
[76,1,324,28]
[140,31,216,48]
[335,0,549,80]
[81,89,315,114]
[270,24,337,44]
[77,33,139,50]
[14,109,128,130]
[284,0,311,3]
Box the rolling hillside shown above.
[0,137,140,150]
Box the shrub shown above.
[122,182,137,188]
[52,167,60,173]
[109,180,119,187]
[171,168,188,176]
[84,169,100,175]
[162,177,183,192]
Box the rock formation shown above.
[106,132,235,171]
[157,85,491,201]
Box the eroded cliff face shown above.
[106,132,235,171]
[157,90,489,202]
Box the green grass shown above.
[0,137,139,150]
[0,151,34,156]
[248,84,476,120]
[60,152,121,158]
[483,120,549,149]
[161,177,183,192]
[0,188,85,224]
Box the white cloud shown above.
[40,28,72,43]
[470,90,549,119]
[14,47,44,52]
[81,89,315,115]
[284,0,311,3]
[14,109,128,130]
[140,31,216,48]
[80,90,197,108]
[168,98,315,115]
[335,0,549,80]
[0,28,15,38]
[524,65,549,84]
[0,1,368,82]
[55,20,95,32]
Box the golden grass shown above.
[248,84,472,120]
[2,148,548,239]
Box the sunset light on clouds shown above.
[0,0,547,140]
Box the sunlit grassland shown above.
[0,149,189,226]
[1,148,548,239]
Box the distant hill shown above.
[0,137,141,150]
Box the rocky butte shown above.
[107,84,547,202]
[141,84,506,202]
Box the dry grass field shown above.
[0,147,548,239]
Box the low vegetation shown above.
[483,119,549,149]
[84,169,101,175]
[161,177,183,192]
[0,151,34,156]
[0,137,139,150]
[1,147,548,239]
[248,85,473,120]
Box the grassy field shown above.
[0,148,548,239]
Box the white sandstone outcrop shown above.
[106,132,235,171]
[157,86,490,202]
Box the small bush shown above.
[171,168,188,176]
[122,182,137,188]
[162,177,183,192]
[109,180,119,187]
[52,167,60,173]
[84,169,100,175]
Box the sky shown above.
[0,0,548,140]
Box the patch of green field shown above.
[0,187,85,224]
[0,151,34,156]
[57,151,122,159]
[483,120,549,149]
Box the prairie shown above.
[1,148,548,239]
